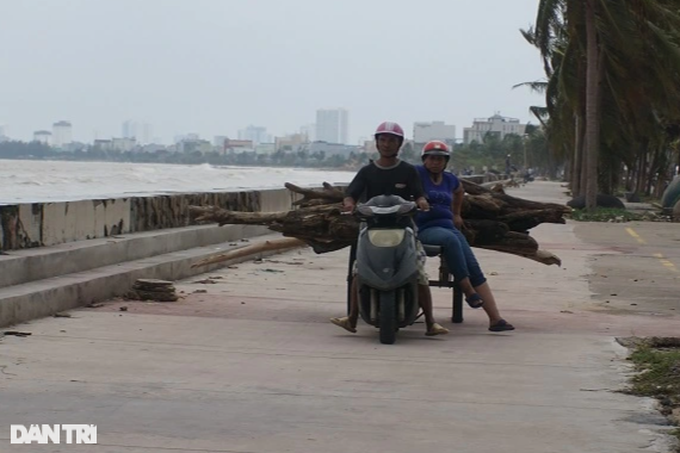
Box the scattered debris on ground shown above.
[263,259,304,265]
[569,207,672,223]
[2,331,32,337]
[126,279,178,302]
[618,336,680,449]
[192,278,219,285]
[53,312,72,318]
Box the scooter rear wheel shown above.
[379,290,397,345]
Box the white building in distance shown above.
[52,121,72,147]
[463,113,527,144]
[413,121,457,145]
[315,108,348,144]
[122,120,153,144]
[33,130,52,145]
[238,125,271,144]
[111,137,137,152]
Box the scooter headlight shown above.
[368,230,405,247]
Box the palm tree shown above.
[583,0,600,209]
[526,0,680,207]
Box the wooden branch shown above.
[285,182,344,207]
[189,206,287,226]
[477,246,562,266]
[191,238,306,268]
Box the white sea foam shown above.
[0,160,355,204]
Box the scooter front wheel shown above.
[379,290,397,345]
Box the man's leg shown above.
[330,276,359,333]
[417,284,435,326]
[414,240,449,337]
[418,284,448,336]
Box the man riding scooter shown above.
[330,121,449,337]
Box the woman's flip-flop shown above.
[465,293,484,309]
[489,319,515,332]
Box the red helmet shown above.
[422,140,451,159]
[374,121,404,138]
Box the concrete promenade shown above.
[0,181,678,452]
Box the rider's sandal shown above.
[465,293,484,309]
[489,319,515,332]
[330,317,357,333]
[425,323,449,336]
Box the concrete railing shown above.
[0,188,299,252]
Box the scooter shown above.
[353,195,421,344]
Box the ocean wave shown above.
[0,159,355,203]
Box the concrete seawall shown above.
[0,172,503,253]
[0,187,305,327]
[0,188,296,252]
[0,176,503,327]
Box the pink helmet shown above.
[374,121,404,138]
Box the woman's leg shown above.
[418,227,478,299]
[450,228,514,330]
[474,281,502,325]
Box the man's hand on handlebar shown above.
[416,197,430,212]
[343,197,356,213]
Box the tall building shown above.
[413,121,457,145]
[52,121,72,147]
[122,120,134,139]
[238,125,270,144]
[0,125,7,142]
[33,130,52,145]
[315,108,348,144]
[463,113,527,144]
[122,120,153,144]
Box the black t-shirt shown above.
[345,160,425,202]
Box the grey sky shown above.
[0,0,544,144]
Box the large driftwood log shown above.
[189,180,570,265]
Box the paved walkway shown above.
[1,181,678,452]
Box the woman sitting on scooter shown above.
[416,141,514,332]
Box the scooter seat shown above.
[422,244,442,257]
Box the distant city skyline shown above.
[0,1,544,146]
[1,109,535,147]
